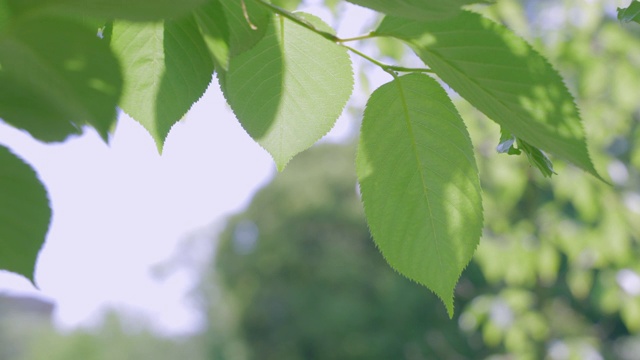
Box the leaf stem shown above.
[342,45,433,76]
[253,0,433,76]
[253,0,338,42]
[336,33,375,42]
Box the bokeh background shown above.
[2,0,640,359]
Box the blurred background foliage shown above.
[2,0,640,359]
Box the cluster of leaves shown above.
[1,0,624,314]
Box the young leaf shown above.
[0,16,121,142]
[497,128,556,177]
[356,74,482,317]
[0,145,51,284]
[111,16,214,152]
[219,0,271,56]
[517,138,557,177]
[376,12,602,180]
[219,13,353,170]
[195,0,231,70]
[346,0,492,20]
[7,0,207,22]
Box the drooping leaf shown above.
[111,16,214,151]
[346,0,492,20]
[219,13,353,170]
[356,74,483,317]
[0,145,50,284]
[7,0,207,22]
[0,16,121,142]
[618,1,640,24]
[517,138,556,177]
[376,12,602,180]
[219,0,271,56]
[195,0,231,70]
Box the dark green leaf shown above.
[347,0,492,20]
[220,0,271,56]
[8,0,207,21]
[357,74,482,317]
[618,1,640,24]
[219,13,353,170]
[195,0,230,70]
[376,12,602,180]
[111,16,214,152]
[0,16,121,142]
[0,145,50,284]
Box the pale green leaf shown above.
[219,13,353,170]
[356,74,482,317]
[0,145,50,284]
[195,0,230,70]
[347,0,492,20]
[376,12,602,180]
[111,16,214,151]
[220,0,271,56]
[0,16,121,142]
[7,0,207,21]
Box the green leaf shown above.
[7,0,207,22]
[618,1,640,24]
[346,0,492,20]
[272,0,302,11]
[517,138,556,178]
[0,16,121,142]
[496,129,519,155]
[195,0,230,70]
[0,145,50,284]
[220,0,271,56]
[111,16,214,152]
[356,74,482,317]
[376,11,602,180]
[219,13,353,170]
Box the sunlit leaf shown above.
[376,11,602,180]
[220,13,353,170]
[347,0,492,20]
[111,16,214,151]
[356,74,482,317]
[0,145,50,284]
[0,16,121,142]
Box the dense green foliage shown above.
[0,0,637,315]
[208,141,638,359]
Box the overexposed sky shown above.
[0,2,379,335]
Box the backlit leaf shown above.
[347,0,492,20]
[0,16,121,142]
[219,13,353,170]
[111,16,214,151]
[356,74,482,316]
[376,11,602,179]
[0,145,50,284]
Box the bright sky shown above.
[0,2,379,335]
